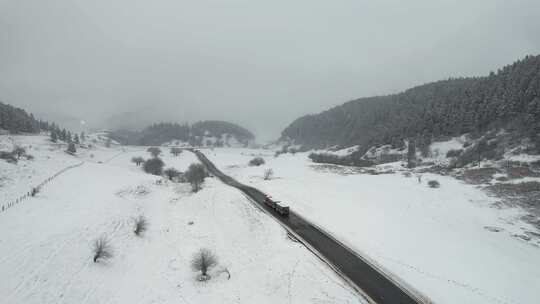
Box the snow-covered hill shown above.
[0,135,361,304]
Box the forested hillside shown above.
[0,102,49,133]
[191,120,254,144]
[281,55,540,153]
[110,120,255,146]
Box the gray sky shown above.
[1,0,539,140]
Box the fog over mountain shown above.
[1,0,539,140]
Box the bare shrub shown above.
[25,154,34,160]
[134,216,148,236]
[131,156,145,166]
[143,158,165,176]
[185,163,207,192]
[12,146,26,159]
[93,236,113,263]
[31,187,39,197]
[263,168,274,180]
[428,180,440,188]
[170,147,182,157]
[191,248,218,281]
[0,151,17,163]
[249,157,265,166]
[164,167,180,181]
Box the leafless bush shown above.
[143,157,165,176]
[134,216,148,236]
[0,151,17,163]
[170,147,182,156]
[93,236,113,263]
[428,180,440,188]
[263,168,274,180]
[191,248,218,281]
[185,163,207,192]
[131,156,145,166]
[12,146,26,159]
[249,157,265,166]
[164,167,180,181]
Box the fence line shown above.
[0,161,84,214]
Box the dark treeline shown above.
[0,102,77,144]
[191,120,254,143]
[0,102,49,133]
[281,55,540,154]
[111,120,255,146]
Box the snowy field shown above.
[0,135,362,304]
[204,148,540,304]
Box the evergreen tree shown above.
[60,129,67,141]
[50,130,58,143]
[67,142,77,154]
[407,140,416,168]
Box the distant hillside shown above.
[191,120,254,143]
[281,55,540,154]
[0,102,50,133]
[110,120,255,146]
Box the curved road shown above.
[193,150,431,304]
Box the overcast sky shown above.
[1,0,539,140]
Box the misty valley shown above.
[1,1,540,304]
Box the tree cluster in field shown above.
[50,128,83,144]
[274,145,302,157]
[135,148,208,192]
[282,55,540,156]
[0,145,35,164]
[109,120,254,147]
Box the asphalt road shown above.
[193,150,428,304]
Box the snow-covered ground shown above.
[204,148,540,304]
[0,135,362,304]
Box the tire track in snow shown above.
[372,252,517,304]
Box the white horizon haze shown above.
[1,0,539,141]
